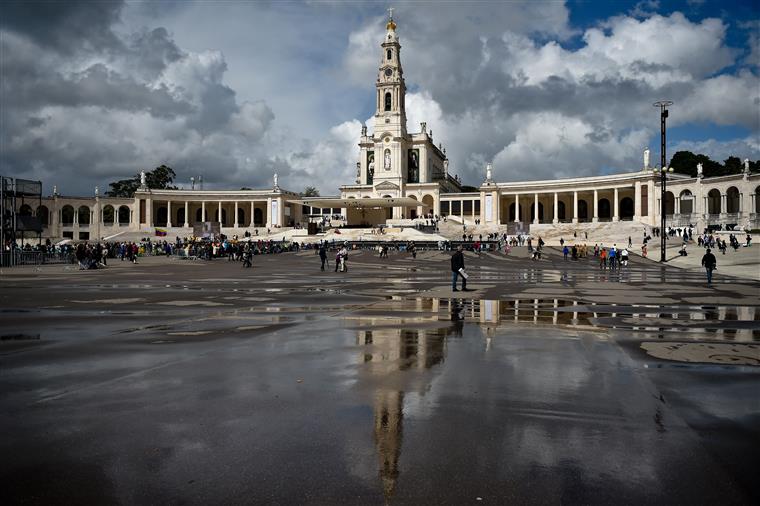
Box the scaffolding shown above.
[1,176,43,267]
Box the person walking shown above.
[242,243,252,268]
[563,245,569,260]
[701,248,717,286]
[319,243,327,271]
[451,245,469,292]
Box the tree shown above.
[106,165,178,197]
[723,156,743,175]
[301,186,320,197]
[669,151,722,178]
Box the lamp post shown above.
[653,100,673,262]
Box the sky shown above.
[1,0,758,196]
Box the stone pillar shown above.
[514,194,520,223]
[460,199,464,219]
[553,192,558,223]
[593,189,599,222]
[266,197,272,227]
[234,200,239,227]
[634,182,641,220]
[674,195,680,215]
[167,200,172,227]
[572,191,578,224]
[721,194,726,214]
[533,193,539,224]
[184,201,189,228]
[145,197,153,227]
[218,201,223,226]
[201,201,206,222]
[613,188,619,222]
[250,201,256,227]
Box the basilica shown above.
[10,14,760,243]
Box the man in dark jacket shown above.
[701,248,717,286]
[319,243,327,271]
[451,245,468,291]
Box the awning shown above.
[290,197,429,209]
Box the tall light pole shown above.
[653,100,673,262]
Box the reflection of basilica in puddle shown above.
[346,297,760,500]
[348,298,463,501]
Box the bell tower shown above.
[374,9,406,139]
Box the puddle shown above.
[363,297,760,341]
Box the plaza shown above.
[2,5,760,505]
[1,247,759,504]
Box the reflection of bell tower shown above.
[373,390,404,501]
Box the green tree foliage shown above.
[668,151,755,178]
[301,186,320,197]
[106,165,178,197]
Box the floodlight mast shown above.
[653,100,673,262]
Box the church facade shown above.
[12,14,760,242]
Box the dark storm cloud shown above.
[0,0,125,54]
[4,62,193,117]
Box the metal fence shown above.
[0,251,74,267]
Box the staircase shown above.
[529,220,648,247]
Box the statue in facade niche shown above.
[384,150,391,170]
[361,125,367,137]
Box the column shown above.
[572,191,578,223]
[613,188,619,222]
[146,198,153,227]
[674,194,680,215]
[634,182,641,220]
[533,193,539,224]
[234,200,239,227]
[514,194,520,223]
[266,197,272,227]
[593,189,598,222]
[721,194,726,214]
[167,200,172,227]
[460,200,464,219]
[183,201,189,227]
[218,201,223,226]
[201,201,206,222]
[739,193,743,217]
[751,194,756,215]
[553,192,558,223]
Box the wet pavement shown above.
[1,249,759,504]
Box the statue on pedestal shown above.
[95,186,99,197]
[744,158,750,180]
[273,173,279,190]
[140,170,147,188]
[643,148,650,170]
[697,162,703,179]
[485,162,493,183]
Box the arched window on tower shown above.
[384,92,392,111]
[387,49,392,60]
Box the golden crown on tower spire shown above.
[386,6,396,30]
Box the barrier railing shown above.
[0,251,74,267]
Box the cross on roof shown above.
[388,7,394,20]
